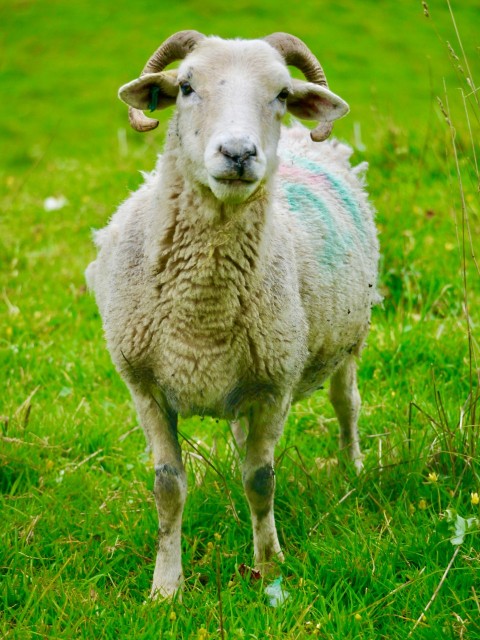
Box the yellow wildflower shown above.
[418,499,428,510]
[471,492,479,506]
[427,472,438,483]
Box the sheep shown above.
[86,30,380,599]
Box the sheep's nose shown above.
[219,141,257,177]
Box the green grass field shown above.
[1,0,479,637]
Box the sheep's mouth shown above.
[212,175,258,185]
[208,175,261,203]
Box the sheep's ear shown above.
[118,70,179,111]
[287,79,349,122]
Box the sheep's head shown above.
[119,31,349,204]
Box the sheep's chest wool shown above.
[145,188,306,418]
[86,30,380,599]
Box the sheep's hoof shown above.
[150,582,183,602]
[353,455,364,475]
[254,552,285,579]
[339,445,364,475]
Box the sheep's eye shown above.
[180,81,194,96]
[277,88,289,102]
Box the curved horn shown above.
[128,30,206,132]
[264,32,333,142]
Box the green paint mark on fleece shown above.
[284,182,352,267]
[289,155,367,239]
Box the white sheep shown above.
[86,30,380,599]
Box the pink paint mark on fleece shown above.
[278,163,328,190]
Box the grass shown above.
[1,0,479,637]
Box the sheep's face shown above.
[119,38,349,204]
[174,40,294,204]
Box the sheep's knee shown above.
[244,464,275,517]
[154,464,186,521]
[243,463,283,568]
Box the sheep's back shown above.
[277,125,376,269]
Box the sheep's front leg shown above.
[329,356,363,473]
[129,386,186,598]
[242,398,289,573]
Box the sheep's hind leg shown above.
[129,385,186,599]
[242,399,289,574]
[329,356,364,473]
[230,416,248,450]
